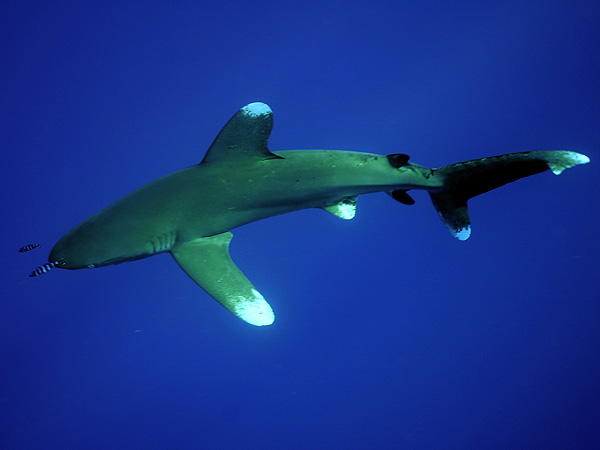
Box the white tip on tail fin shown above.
[430,150,590,240]
[547,151,590,175]
[454,226,471,241]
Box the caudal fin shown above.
[430,150,590,240]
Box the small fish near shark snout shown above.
[25,102,590,326]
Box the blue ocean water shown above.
[2,1,599,449]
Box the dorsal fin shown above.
[200,102,283,165]
[387,153,410,168]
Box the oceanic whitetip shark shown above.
[26,102,590,326]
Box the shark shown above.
[28,102,590,326]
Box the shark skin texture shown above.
[30,102,590,326]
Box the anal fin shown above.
[389,190,415,205]
[171,232,274,326]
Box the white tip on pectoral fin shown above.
[233,289,274,326]
[171,232,274,326]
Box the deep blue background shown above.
[2,1,599,449]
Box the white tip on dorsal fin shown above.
[200,102,283,165]
[241,102,272,117]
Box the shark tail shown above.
[429,150,590,240]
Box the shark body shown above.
[34,102,590,326]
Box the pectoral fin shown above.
[171,232,274,326]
